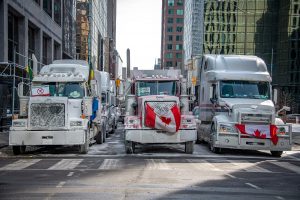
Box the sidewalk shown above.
[0,131,8,148]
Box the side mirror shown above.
[209,86,213,99]
[18,82,24,97]
[273,89,278,104]
[90,80,98,96]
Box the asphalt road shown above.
[0,125,300,200]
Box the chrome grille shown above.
[30,103,65,129]
[241,113,272,124]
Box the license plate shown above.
[42,136,53,144]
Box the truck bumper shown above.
[214,134,292,151]
[9,129,86,146]
[125,129,196,144]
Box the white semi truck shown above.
[196,55,292,157]
[9,60,107,154]
[124,69,197,154]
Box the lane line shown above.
[269,161,300,174]
[98,159,119,170]
[67,172,74,177]
[245,182,261,190]
[228,160,271,173]
[187,159,222,171]
[146,159,171,170]
[56,181,66,188]
[0,159,41,170]
[226,174,237,179]
[275,196,285,200]
[48,159,83,170]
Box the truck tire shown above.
[79,130,89,154]
[103,124,107,142]
[271,151,283,157]
[95,125,103,144]
[12,146,26,155]
[185,141,194,154]
[125,141,135,154]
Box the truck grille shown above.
[241,113,272,124]
[30,103,65,129]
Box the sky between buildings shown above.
[116,0,162,70]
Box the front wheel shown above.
[12,146,26,155]
[125,141,135,154]
[271,151,283,157]
[185,141,194,154]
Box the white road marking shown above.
[187,159,222,171]
[0,159,41,170]
[245,182,261,189]
[226,174,237,179]
[67,172,74,177]
[98,159,120,170]
[146,159,170,170]
[228,160,271,173]
[275,196,285,200]
[48,159,83,170]
[56,181,66,188]
[269,161,300,174]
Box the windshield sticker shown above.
[32,85,50,96]
[138,87,150,96]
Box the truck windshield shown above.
[31,82,85,99]
[220,80,270,99]
[137,81,176,96]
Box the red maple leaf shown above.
[254,129,266,139]
[159,116,172,125]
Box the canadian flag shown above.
[235,124,278,145]
[145,102,181,133]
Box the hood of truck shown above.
[219,98,274,111]
[219,98,275,123]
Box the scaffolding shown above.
[0,51,43,131]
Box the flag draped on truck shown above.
[145,102,181,133]
[235,124,278,145]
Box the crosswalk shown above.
[0,158,300,174]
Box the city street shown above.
[0,125,300,200]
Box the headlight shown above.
[219,124,236,133]
[70,121,83,126]
[13,121,26,127]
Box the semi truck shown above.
[196,55,292,157]
[9,60,107,154]
[124,69,197,154]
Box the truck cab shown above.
[124,69,197,154]
[197,55,292,157]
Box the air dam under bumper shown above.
[214,134,292,151]
[9,130,86,146]
[125,129,196,144]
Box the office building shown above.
[161,0,185,70]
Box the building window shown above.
[168,0,174,6]
[168,9,174,15]
[176,44,183,50]
[176,18,184,23]
[166,61,173,67]
[167,27,173,32]
[168,35,173,41]
[176,26,183,32]
[176,35,183,41]
[28,26,35,66]
[177,9,184,15]
[177,0,183,6]
[43,0,52,17]
[176,53,182,59]
[42,35,50,65]
[8,12,19,63]
[54,0,61,25]
[33,0,40,6]
[167,17,174,23]
[54,41,60,60]
[166,53,173,59]
[167,44,172,50]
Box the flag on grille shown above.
[235,124,278,145]
[145,102,181,133]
